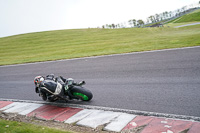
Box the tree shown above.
[108,25,112,29]
[106,24,108,29]
[159,13,163,21]
[128,20,133,27]
[177,9,180,16]
[181,6,187,13]
[165,11,169,19]
[169,11,173,18]
[128,19,137,27]
[146,18,150,24]
[132,19,136,27]
[162,11,168,19]
[111,24,115,29]
[137,20,144,27]
[148,16,156,23]
[155,14,160,22]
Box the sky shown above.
[0,0,198,38]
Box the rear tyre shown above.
[71,86,93,101]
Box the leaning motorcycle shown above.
[35,76,93,102]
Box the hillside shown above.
[173,9,200,23]
[0,10,200,65]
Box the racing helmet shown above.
[34,76,44,87]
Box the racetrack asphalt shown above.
[0,46,200,117]
[174,22,200,28]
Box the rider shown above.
[34,74,85,101]
[34,74,68,101]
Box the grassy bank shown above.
[0,118,72,133]
[0,25,200,65]
[173,9,200,23]
[166,9,200,27]
[1,9,200,65]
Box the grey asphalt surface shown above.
[0,47,200,117]
[175,22,200,28]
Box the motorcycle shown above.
[35,75,93,102]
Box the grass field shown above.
[173,9,200,23]
[0,10,200,65]
[0,119,72,133]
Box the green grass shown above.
[0,119,73,133]
[0,25,200,65]
[0,10,200,66]
[173,9,200,23]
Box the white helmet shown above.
[34,76,44,87]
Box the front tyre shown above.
[71,86,93,101]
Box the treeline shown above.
[102,1,200,28]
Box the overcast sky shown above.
[0,0,198,38]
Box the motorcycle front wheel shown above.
[71,86,93,101]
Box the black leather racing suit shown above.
[37,75,66,101]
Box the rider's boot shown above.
[47,95,58,102]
